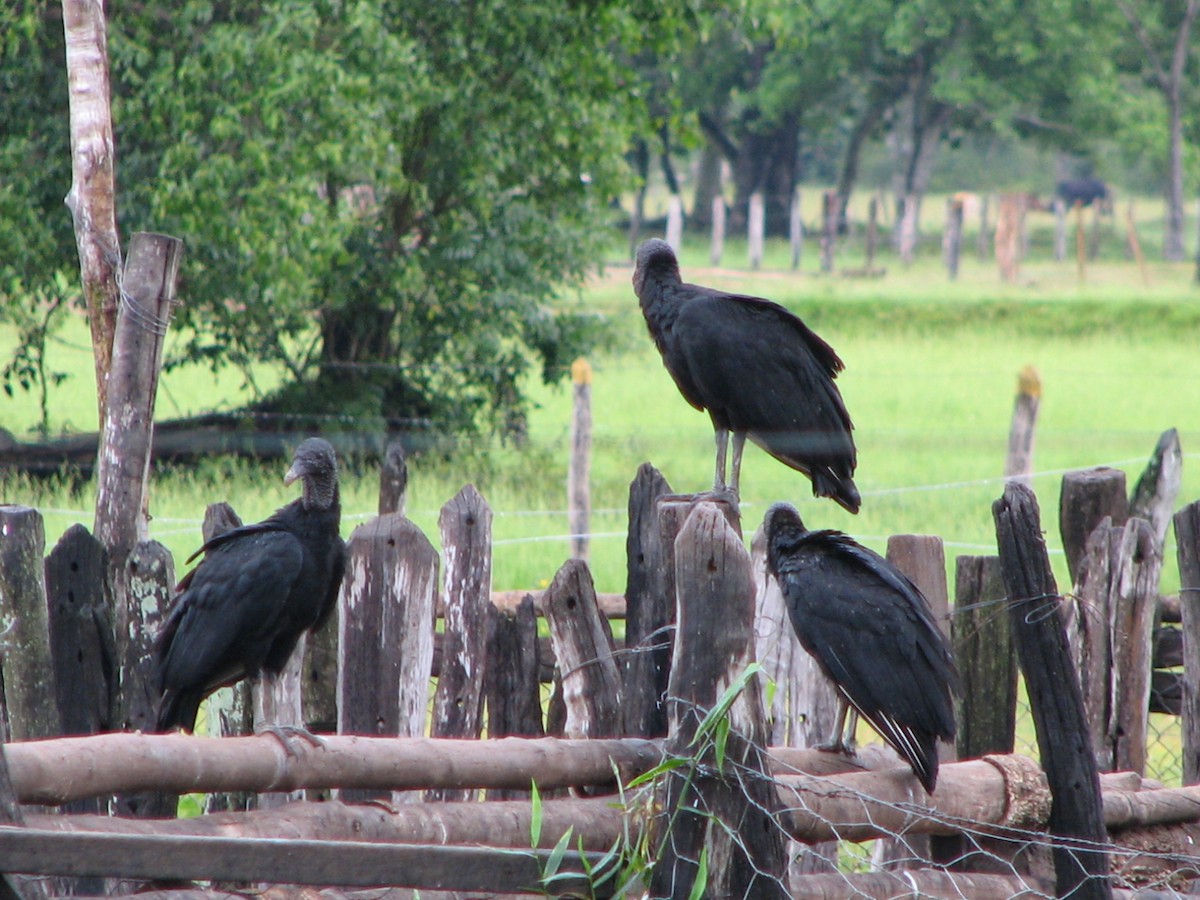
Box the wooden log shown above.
[378,439,408,516]
[993,483,1111,899]
[27,795,623,852]
[1060,467,1129,586]
[1108,519,1161,776]
[1129,427,1182,551]
[1175,501,1200,785]
[710,195,726,266]
[3,734,662,805]
[0,507,61,742]
[621,463,673,738]
[1004,366,1041,486]
[748,191,764,269]
[337,515,437,803]
[649,502,788,899]
[0,828,609,895]
[428,486,492,802]
[542,559,622,739]
[489,589,626,619]
[568,359,591,561]
[953,555,1016,758]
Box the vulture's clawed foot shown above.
[257,723,327,757]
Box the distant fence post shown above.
[710,196,726,266]
[993,483,1111,899]
[820,191,838,274]
[649,503,789,899]
[1004,366,1041,486]
[1175,501,1200,785]
[789,189,803,270]
[666,194,684,252]
[976,194,992,260]
[748,192,765,269]
[1054,198,1068,261]
[943,196,964,279]
[865,196,880,274]
[378,440,408,516]
[568,359,591,562]
[996,194,1023,283]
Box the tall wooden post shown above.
[428,485,493,801]
[1004,366,1041,486]
[820,191,838,274]
[953,555,1016,758]
[710,196,726,266]
[993,483,1111,899]
[649,503,789,899]
[943,196,965,279]
[789,189,803,270]
[568,359,591,561]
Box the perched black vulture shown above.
[633,239,859,513]
[763,503,957,791]
[154,437,346,733]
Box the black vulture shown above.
[633,239,859,513]
[154,437,346,734]
[763,503,957,792]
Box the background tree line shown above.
[1,0,1197,443]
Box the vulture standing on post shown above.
[154,437,346,734]
[763,503,958,792]
[633,238,859,513]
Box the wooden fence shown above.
[0,429,1198,897]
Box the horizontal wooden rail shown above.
[0,827,608,895]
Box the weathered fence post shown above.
[976,193,991,260]
[485,595,545,741]
[1059,467,1129,586]
[1004,366,1041,486]
[45,524,114,740]
[993,483,1111,899]
[1174,501,1200,785]
[543,559,622,739]
[337,514,437,803]
[0,506,60,741]
[428,485,493,802]
[622,463,674,738]
[953,555,1015,758]
[649,502,789,899]
[1129,427,1182,551]
[996,193,1023,283]
[748,192,765,270]
[710,196,726,266]
[568,359,591,562]
[789,189,803,270]
[865,196,880,275]
[1054,198,1068,261]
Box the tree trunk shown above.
[62,0,121,424]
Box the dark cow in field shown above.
[1056,177,1112,213]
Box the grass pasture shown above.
[3,230,1200,783]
